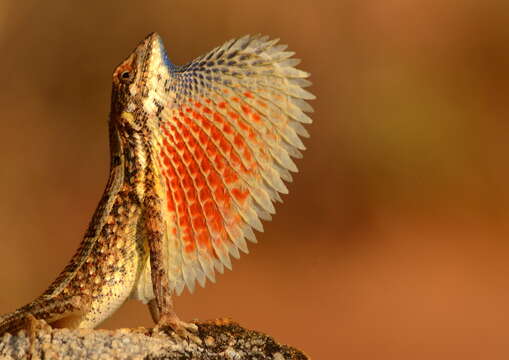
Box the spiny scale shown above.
[0,32,314,334]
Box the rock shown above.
[0,319,308,360]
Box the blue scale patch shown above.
[158,38,176,72]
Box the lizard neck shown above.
[84,119,144,238]
[112,111,154,201]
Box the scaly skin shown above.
[0,32,314,335]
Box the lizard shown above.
[0,32,314,337]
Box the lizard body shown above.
[0,32,314,334]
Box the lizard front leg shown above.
[143,181,199,339]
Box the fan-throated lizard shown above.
[0,32,314,336]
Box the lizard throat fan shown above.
[113,32,315,298]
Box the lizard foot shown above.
[25,314,51,360]
[152,315,201,344]
[24,314,51,334]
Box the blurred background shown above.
[1,0,509,358]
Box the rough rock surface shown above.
[0,319,308,360]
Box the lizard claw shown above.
[153,316,202,344]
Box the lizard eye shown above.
[119,70,132,83]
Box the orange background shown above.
[1,1,509,359]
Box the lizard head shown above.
[110,32,173,134]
